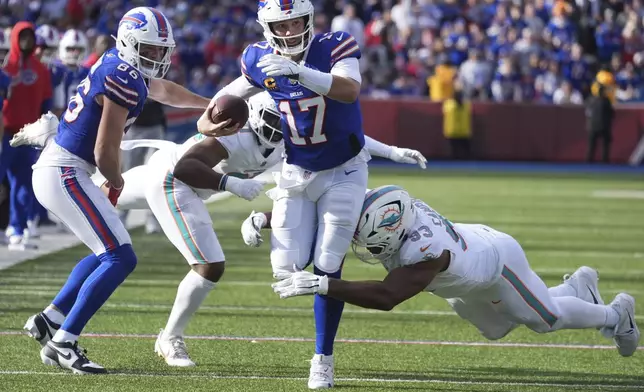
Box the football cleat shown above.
[308,354,334,389]
[10,112,59,148]
[24,312,61,347]
[562,266,604,305]
[40,340,106,374]
[154,329,195,367]
[601,293,640,357]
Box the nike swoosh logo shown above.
[586,284,599,304]
[336,33,343,41]
[51,345,73,361]
[491,300,502,304]
[420,245,430,252]
[344,169,357,175]
[116,76,129,84]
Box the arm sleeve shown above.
[364,136,393,158]
[331,57,362,84]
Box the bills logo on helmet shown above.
[377,202,404,232]
[120,12,149,30]
[258,0,267,9]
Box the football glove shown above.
[272,270,329,299]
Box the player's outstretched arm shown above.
[273,250,450,311]
[148,78,210,109]
[365,136,428,169]
[173,137,264,201]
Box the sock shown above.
[163,269,216,338]
[60,245,137,336]
[548,282,577,298]
[52,329,79,344]
[51,254,101,315]
[553,296,619,330]
[313,266,344,355]
[43,305,66,325]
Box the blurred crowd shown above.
[1,0,643,104]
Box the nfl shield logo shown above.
[303,171,312,180]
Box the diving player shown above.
[271,185,641,359]
[21,7,238,375]
[196,0,373,386]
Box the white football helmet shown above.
[352,185,415,264]
[115,7,175,79]
[248,91,283,148]
[58,29,88,66]
[36,25,60,64]
[257,0,314,55]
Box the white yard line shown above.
[1,300,643,321]
[1,330,640,351]
[0,370,642,389]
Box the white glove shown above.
[272,271,329,299]
[257,54,303,77]
[241,210,267,247]
[389,147,427,169]
[224,176,264,201]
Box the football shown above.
[211,94,250,127]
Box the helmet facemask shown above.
[132,40,174,79]
[254,105,283,148]
[258,0,315,56]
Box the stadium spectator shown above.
[427,56,456,102]
[1,22,51,249]
[458,48,492,100]
[83,34,110,68]
[553,80,583,104]
[331,3,365,49]
[442,90,472,160]
[585,85,614,163]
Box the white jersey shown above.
[156,128,284,199]
[383,199,505,299]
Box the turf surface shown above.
[1,168,643,391]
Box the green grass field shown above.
[1,168,644,391]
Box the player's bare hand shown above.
[196,108,242,137]
[389,147,427,169]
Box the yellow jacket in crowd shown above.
[428,64,457,102]
[591,70,616,103]
[442,98,472,139]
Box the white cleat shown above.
[8,235,37,251]
[25,220,41,239]
[154,329,196,367]
[601,293,640,357]
[308,354,334,389]
[40,340,106,374]
[562,266,604,305]
[10,111,59,148]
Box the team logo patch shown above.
[377,203,404,232]
[120,12,149,30]
[16,69,37,85]
[263,77,278,90]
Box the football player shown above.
[196,0,380,386]
[271,185,641,359]
[21,7,237,375]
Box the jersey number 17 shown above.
[278,96,327,146]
